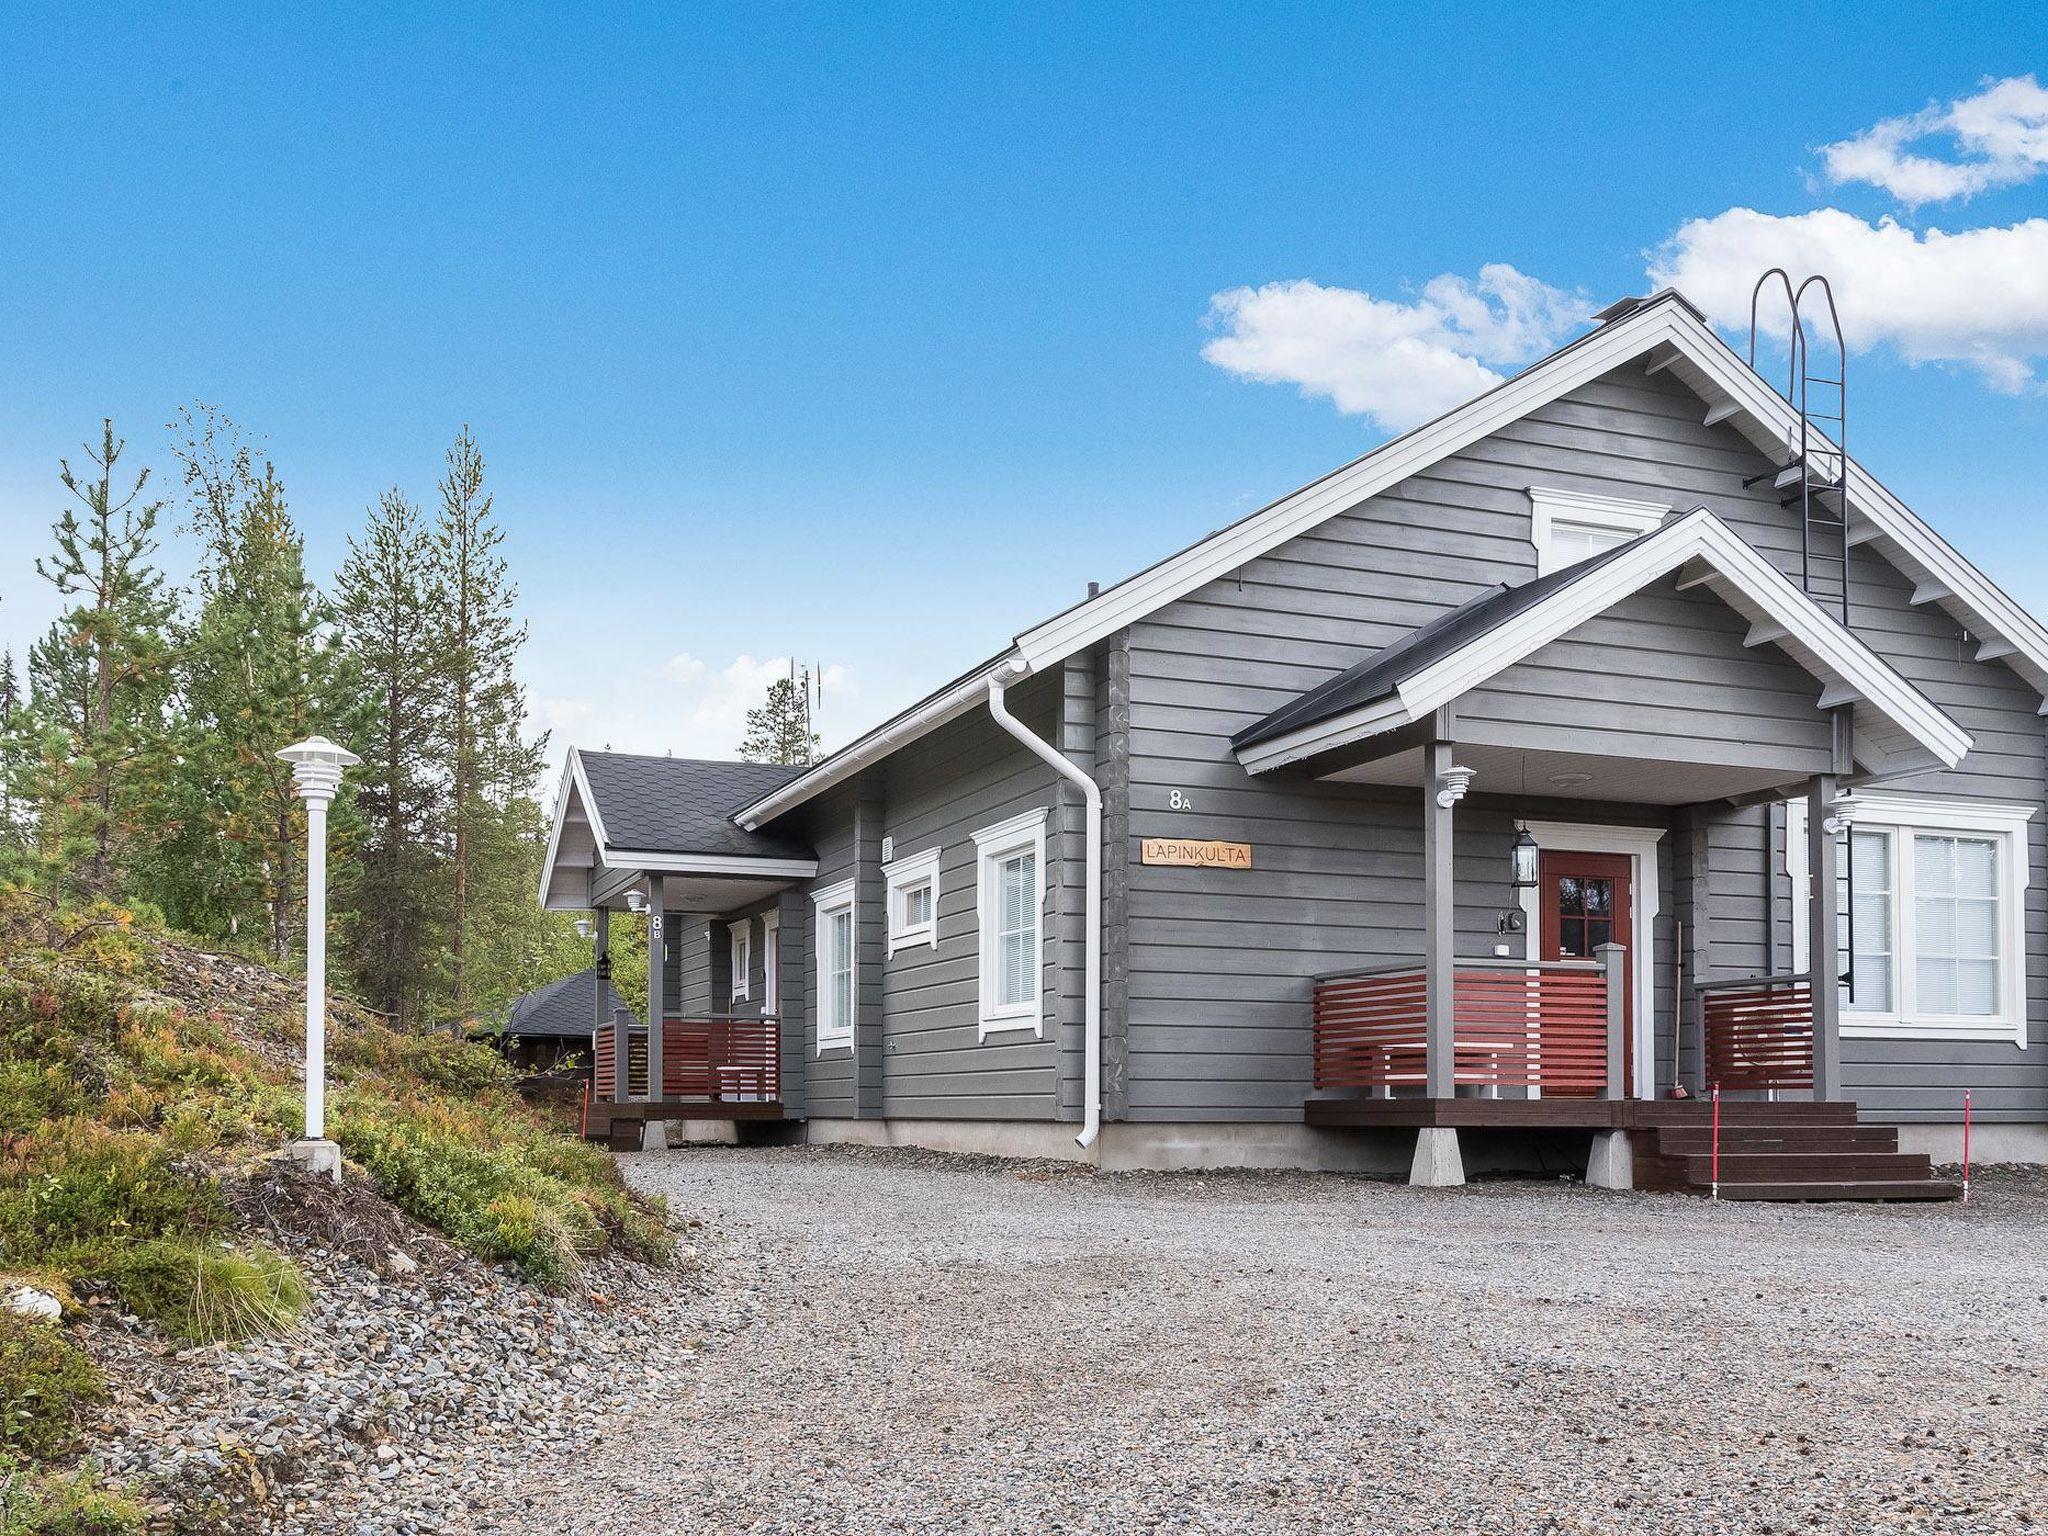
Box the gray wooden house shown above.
[539,290,2045,1196]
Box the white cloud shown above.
[1821,75,2048,205]
[1649,206,2048,392]
[1201,265,1588,431]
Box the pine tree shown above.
[428,427,546,1023]
[0,649,25,862]
[333,489,444,1026]
[27,421,177,897]
[162,406,345,959]
[740,670,819,765]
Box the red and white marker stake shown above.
[1961,1087,1973,1205]
[1710,1083,1722,1202]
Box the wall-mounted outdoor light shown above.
[1435,764,1475,809]
[1822,793,1860,836]
[575,916,593,941]
[626,889,647,914]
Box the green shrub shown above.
[92,1241,307,1344]
[0,1465,143,1536]
[0,1315,101,1462]
[0,1126,228,1269]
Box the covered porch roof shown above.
[1231,507,1971,801]
[539,748,819,913]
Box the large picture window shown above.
[1792,795,2031,1044]
[971,808,1047,1037]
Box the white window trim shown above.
[1789,792,2033,1045]
[729,919,751,1002]
[1529,486,1670,577]
[761,909,781,1016]
[810,878,856,1053]
[882,845,941,955]
[971,807,1048,1038]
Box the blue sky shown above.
[1,4,2043,770]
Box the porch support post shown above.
[1806,773,1843,1100]
[644,875,667,1147]
[595,908,622,1102]
[1596,942,1627,1100]
[1413,721,1465,1190]
[1422,731,1456,1101]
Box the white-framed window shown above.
[811,879,856,1052]
[971,808,1047,1037]
[729,919,752,1003]
[761,909,780,1016]
[1789,793,2033,1044]
[882,845,941,954]
[1529,487,1670,576]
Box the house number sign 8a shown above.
[1168,789,1193,810]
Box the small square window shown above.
[1529,487,1669,576]
[882,846,941,954]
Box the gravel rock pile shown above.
[87,1218,709,1534]
[489,1147,2048,1536]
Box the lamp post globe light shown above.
[277,734,361,1180]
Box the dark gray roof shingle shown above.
[578,752,813,860]
[502,969,630,1039]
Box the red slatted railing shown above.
[593,1023,648,1102]
[661,1015,781,1102]
[1701,975,1813,1091]
[1313,968,1429,1090]
[1453,965,1609,1094]
[1312,959,1616,1095]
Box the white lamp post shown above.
[277,734,361,1180]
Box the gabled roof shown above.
[1231,508,1972,781]
[499,968,630,1040]
[733,288,2046,830]
[539,748,819,910]
[577,751,811,860]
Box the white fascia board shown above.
[1394,510,1970,771]
[1664,308,2048,694]
[537,749,604,910]
[734,659,1014,830]
[1234,694,1410,774]
[603,850,820,878]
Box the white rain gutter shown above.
[986,662,1102,1149]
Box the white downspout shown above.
[987,662,1102,1149]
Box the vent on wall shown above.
[881,835,894,863]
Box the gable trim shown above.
[1234,509,1972,778]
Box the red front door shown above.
[1539,852,1633,1089]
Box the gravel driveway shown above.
[484,1148,2046,1536]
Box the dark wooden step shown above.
[1629,1099,1860,1127]
[1650,1126,1897,1155]
[1713,1179,1960,1202]
[1678,1151,1934,1183]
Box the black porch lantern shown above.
[1509,825,1539,891]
